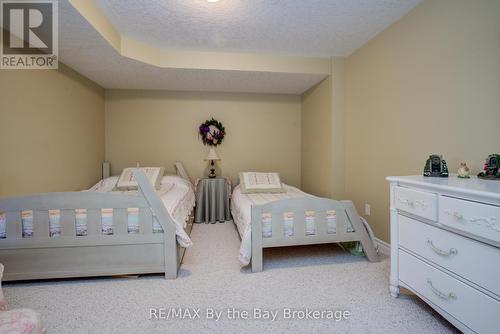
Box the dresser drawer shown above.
[399,214,500,297]
[395,187,437,221]
[399,250,500,334]
[439,196,500,244]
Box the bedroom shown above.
[0,0,499,333]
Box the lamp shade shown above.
[204,148,221,161]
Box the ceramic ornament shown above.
[457,162,470,178]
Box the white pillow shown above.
[87,176,119,192]
[239,172,285,194]
[116,167,165,191]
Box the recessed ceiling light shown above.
[207,0,219,3]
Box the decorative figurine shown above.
[423,154,449,177]
[478,154,500,180]
[457,162,470,178]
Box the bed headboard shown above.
[175,161,191,183]
[102,161,110,179]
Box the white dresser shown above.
[387,175,500,334]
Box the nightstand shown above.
[194,178,231,224]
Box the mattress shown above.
[0,175,195,248]
[231,184,312,266]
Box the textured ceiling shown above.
[95,0,422,57]
[58,0,423,93]
[59,0,326,94]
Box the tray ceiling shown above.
[58,0,422,94]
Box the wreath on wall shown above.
[198,118,225,146]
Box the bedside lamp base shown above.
[209,160,217,178]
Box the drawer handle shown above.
[445,214,500,232]
[427,238,458,256]
[398,198,427,209]
[469,217,500,232]
[415,200,427,209]
[443,209,463,221]
[398,197,414,206]
[426,279,457,301]
[470,217,491,224]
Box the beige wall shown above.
[105,90,302,186]
[345,0,500,242]
[0,64,105,198]
[301,77,333,197]
[301,57,345,199]
[331,57,346,199]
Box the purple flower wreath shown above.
[198,118,225,146]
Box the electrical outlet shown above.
[365,204,371,216]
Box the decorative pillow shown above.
[174,161,191,183]
[239,172,285,194]
[0,265,45,334]
[0,308,45,334]
[115,167,165,191]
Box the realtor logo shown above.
[1,0,58,69]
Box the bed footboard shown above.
[0,170,179,281]
[250,197,380,272]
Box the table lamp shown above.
[205,148,221,178]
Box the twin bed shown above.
[0,166,379,281]
[231,180,379,272]
[0,166,195,281]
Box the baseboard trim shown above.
[375,238,390,256]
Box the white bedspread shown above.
[89,175,195,247]
[231,184,311,266]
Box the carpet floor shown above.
[3,222,459,334]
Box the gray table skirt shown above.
[195,178,231,224]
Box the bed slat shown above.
[6,211,21,239]
[294,211,305,237]
[316,211,327,236]
[86,209,101,236]
[33,211,49,238]
[113,208,128,235]
[60,210,76,237]
[272,212,283,238]
[336,209,347,239]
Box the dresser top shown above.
[387,175,500,201]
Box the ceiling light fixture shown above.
[207,0,219,3]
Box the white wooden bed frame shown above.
[0,169,191,281]
[250,197,380,272]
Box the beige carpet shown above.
[3,222,459,333]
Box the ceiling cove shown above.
[59,0,421,93]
